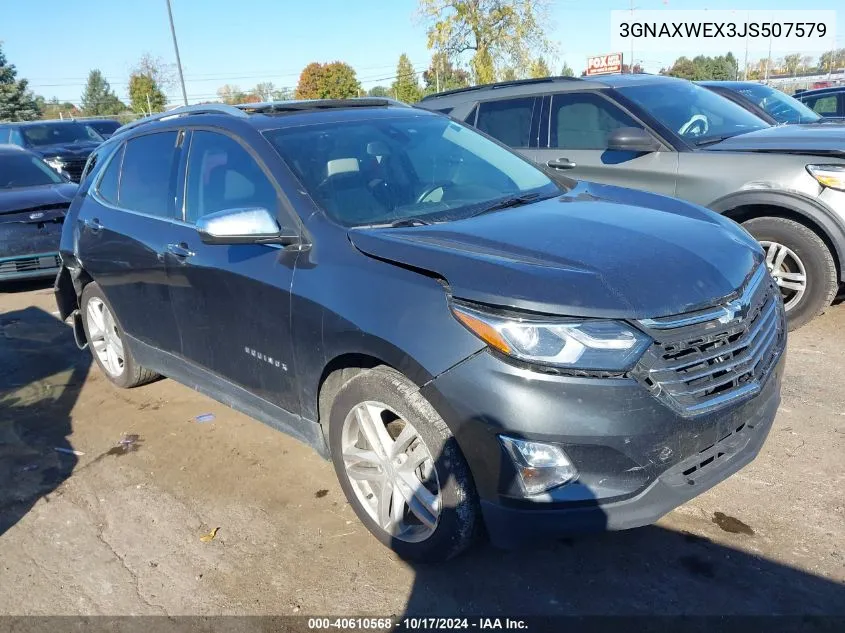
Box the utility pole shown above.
[146,93,153,116]
[165,0,189,106]
[764,34,772,84]
[629,0,635,73]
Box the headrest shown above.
[326,158,359,177]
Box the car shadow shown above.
[395,428,845,619]
[0,306,90,537]
[0,277,57,294]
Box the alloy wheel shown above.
[340,401,441,543]
[86,297,126,377]
[761,240,807,311]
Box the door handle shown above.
[166,243,195,259]
[83,217,104,232]
[546,157,577,170]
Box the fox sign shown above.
[586,53,623,76]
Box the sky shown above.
[2,0,844,107]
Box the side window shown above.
[551,93,642,150]
[0,128,9,143]
[96,144,124,204]
[184,130,278,224]
[118,131,180,218]
[475,97,536,148]
[9,128,24,146]
[464,104,479,126]
[806,95,838,115]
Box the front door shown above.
[76,130,183,354]
[164,129,302,414]
[528,92,679,196]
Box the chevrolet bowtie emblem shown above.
[718,299,745,324]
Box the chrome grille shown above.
[61,158,88,182]
[634,266,786,416]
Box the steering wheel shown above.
[678,114,709,137]
[416,182,452,205]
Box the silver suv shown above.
[419,74,845,329]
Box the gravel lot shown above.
[1,280,843,617]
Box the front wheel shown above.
[328,366,479,562]
[742,217,838,331]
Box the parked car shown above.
[0,120,104,182]
[0,145,76,282]
[55,100,785,561]
[699,81,826,125]
[794,85,845,121]
[419,74,845,329]
[83,118,122,139]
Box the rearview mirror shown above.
[606,127,661,153]
[196,207,299,246]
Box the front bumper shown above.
[0,252,62,281]
[422,350,784,548]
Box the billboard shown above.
[586,53,623,76]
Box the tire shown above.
[328,366,479,562]
[742,217,838,331]
[80,282,159,388]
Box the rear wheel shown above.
[742,217,838,331]
[80,282,158,388]
[327,366,479,562]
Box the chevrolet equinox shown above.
[55,99,786,561]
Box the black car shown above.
[794,85,845,121]
[0,120,104,182]
[83,118,122,139]
[699,81,826,125]
[55,100,785,561]
[0,145,76,282]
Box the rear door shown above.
[527,91,678,195]
[163,128,302,414]
[76,130,183,354]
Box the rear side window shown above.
[97,144,124,204]
[551,92,641,150]
[475,97,536,148]
[118,131,180,219]
[184,130,279,224]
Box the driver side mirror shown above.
[606,127,661,153]
[196,207,299,246]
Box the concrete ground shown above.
[0,280,843,617]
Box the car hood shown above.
[705,124,845,157]
[27,141,100,159]
[0,183,78,216]
[348,182,763,319]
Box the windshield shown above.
[264,114,559,227]
[0,153,66,188]
[616,81,769,144]
[87,120,121,136]
[20,122,104,147]
[729,84,821,124]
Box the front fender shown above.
[709,189,845,280]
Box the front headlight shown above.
[807,164,845,192]
[451,302,651,371]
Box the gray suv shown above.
[419,74,845,329]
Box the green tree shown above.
[38,97,80,120]
[80,69,124,115]
[819,48,845,73]
[422,52,470,94]
[392,54,422,103]
[664,53,737,81]
[782,53,801,77]
[420,0,551,85]
[368,85,390,97]
[499,67,518,81]
[0,43,40,121]
[271,86,294,101]
[129,73,167,114]
[295,62,360,100]
[528,56,551,78]
[295,63,324,99]
[560,61,574,77]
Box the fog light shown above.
[499,436,577,496]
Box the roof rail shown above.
[419,76,583,101]
[235,97,407,114]
[115,103,249,134]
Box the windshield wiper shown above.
[470,192,544,218]
[695,133,741,147]
[386,217,432,228]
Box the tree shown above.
[80,69,124,115]
[500,67,518,81]
[271,86,294,101]
[663,53,737,81]
[38,97,80,120]
[217,84,247,104]
[783,53,801,77]
[800,55,815,73]
[420,0,552,85]
[295,62,360,100]
[560,62,574,77]
[528,56,551,78]
[392,54,422,103]
[252,82,276,101]
[0,43,40,121]
[129,73,167,114]
[368,85,390,97]
[819,48,845,73]
[422,52,470,94]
